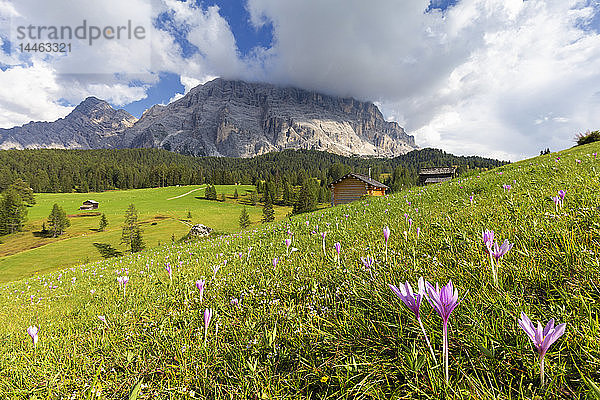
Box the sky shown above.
[1,0,599,161]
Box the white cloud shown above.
[2,0,599,160]
[245,0,600,160]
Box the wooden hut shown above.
[328,173,388,206]
[418,167,456,185]
[79,200,99,210]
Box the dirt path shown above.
[166,186,205,200]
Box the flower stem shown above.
[489,253,497,286]
[385,243,388,263]
[443,319,449,383]
[540,356,545,387]
[418,318,437,365]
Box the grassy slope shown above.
[0,143,599,398]
[0,185,291,282]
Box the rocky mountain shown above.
[0,97,137,150]
[121,78,416,157]
[0,79,417,157]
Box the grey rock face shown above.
[0,97,137,150]
[121,79,416,157]
[187,224,213,238]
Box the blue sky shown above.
[1,0,599,160]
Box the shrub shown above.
[575,130,600,146]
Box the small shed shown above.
[419,167,456,185]
[328,173,388,206]
[79,200,99,210]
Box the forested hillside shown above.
[0,148,505,193]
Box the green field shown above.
[0,143,599,398]
[0,185,291,282]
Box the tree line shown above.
[0,148,506,194]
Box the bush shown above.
[576,130,600,146]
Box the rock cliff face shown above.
[121,78,416,157]
[0,79,417,157]
[0,97,137,150]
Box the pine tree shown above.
[250,191,258,206]
[233,188,239,199]
[9,178,36,205]
[293,179,318,214]
[262,195,275,223]
[47,203,70,237]
[239,207,251,228]
[121,204,145,253]
[282,182,294,206]
[186,210,192,219]
[98,213,108,231]
[0,189,27,235]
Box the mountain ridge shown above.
[0,79,417,157]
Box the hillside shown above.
[0,142,598,398]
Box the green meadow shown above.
[0,142,599,398]
[0,185,291,282]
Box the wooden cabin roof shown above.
[328,173,389,189]
[83,200,99,204]
[419,167,456,176]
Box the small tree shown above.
[47,203,70,237]
[121,204,144,253]
[186,210,192,219]
[98,213,108,231]
[239,207,251,228]
[233,188,239,199]
[250,191,258,206]
[0,189,28,235]
[262,196,275,223]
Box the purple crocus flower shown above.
[482,230,494,251]
[361,256,374,269]
[558,189,566,201]
[426,280,462,383]
[389,278,436,363]
[27,326,39,347]
[518,312,566,387]
[416,227,421,240]
[383,226,390,243]
[469,195,474,204]
[203,308,213,345]
[273,257,278,267]
[334,242,341,255]
[116,276,129,295]
[98,315,107,326]
[165,263,172,281]
[489,239,514,261]
[383,226,390,262]
[196,279,205,303]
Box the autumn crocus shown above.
[518,312,566,387]
[165,263,172,281]
[203,308,213,346]
[116,276,129,296]
[285,238,292,256]
[273,257,278,267]
[321,232,327,256]
[487,239,513,286]
[196,279,205,303]
[389,277,436,363]
[334,242,341,265]
[98,315,107,326]
[557,190,566,208]
[27,326,39,347]
[383,226,390,262]
[426,280,462,383]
